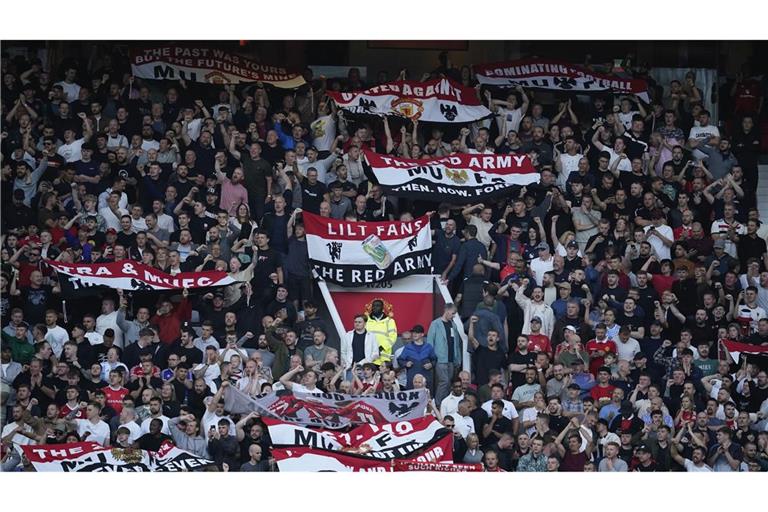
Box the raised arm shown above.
[383,117,395,154]
[591,126,607,151]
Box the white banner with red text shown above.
[264,416,450,461]
[130,45,306,88]
[46,260,237,292]
[224,386,430,429]
[474,59,650,102]
[327,78,491,123]
[303,211,432,287]
[363,149,538,202]
[272,434,453,472]
[22,441,214,472]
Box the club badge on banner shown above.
[22,441,214,472]
[302,211,432,287]
[264,416,451,461]
[363,149,539,202]
[224,387,430,429]
[46,260,237,292]
[474,58,650,102]
[130,45,306,88]
[327,78,491,123]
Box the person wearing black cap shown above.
[631,443,658,471]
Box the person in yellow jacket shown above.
[366,299,397,366]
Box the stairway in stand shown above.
[757,165,768,224]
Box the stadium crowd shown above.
[1,46,768,472]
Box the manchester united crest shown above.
[391,97,424,120]
[445,168,469,184]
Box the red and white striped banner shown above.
[264,416,451,461]
[46,260,236,291]
[272,433,453,472]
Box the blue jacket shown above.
[397,342,437,387]
[449,239,487,281]
[274,121,310,150]
[426,317,463,364]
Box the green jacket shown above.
[2,331,35,365]
[266,326,303,380]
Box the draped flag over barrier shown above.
[271,433,453,472]
[264,416,451,461]
[22,441,214,472]
[224,387,430,429]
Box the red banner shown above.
[272,433,453,472]
[264,417,451,461]
[393,460,484,472]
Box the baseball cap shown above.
[531,316,542,324]
[206,187,218,196]
[564,325,577,333]
[536,242,550,252]
[636,444,651,453]
[567,383,581,390]
[557,282,572,290]
[566,240,579,249]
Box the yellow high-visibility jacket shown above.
[366,315,398,366]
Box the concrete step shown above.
[757,164,768,224]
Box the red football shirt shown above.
[527,334,552,355]
[101,386,129,414]
[590,384,616,402]
[585,339,617,377]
